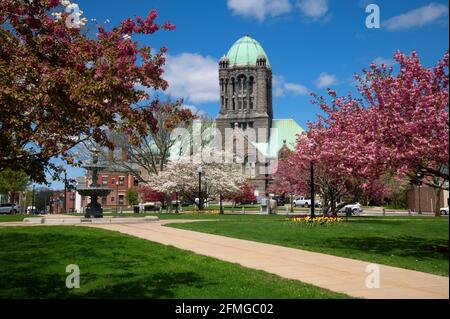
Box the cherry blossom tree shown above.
[0,0,175,182]
[310,50,448,215]
[270,134,390,214]
[229,183,257,206]
[138,185,166,205]
[147,148,247,212]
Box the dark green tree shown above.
[0,169,29,202]
[125,188,139,206]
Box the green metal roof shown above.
[270,119,304,151]
[226,35,270,67]
[251,119,304,158]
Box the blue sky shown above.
[47,0,449,189]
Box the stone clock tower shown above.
[216,35,273,140]
[216,35,273,192]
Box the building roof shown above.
[251,119,304,158]
[226,35,271,67]
[168,119,303,160]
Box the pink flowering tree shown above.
[0,0,175,182]
[310,50,448,215]
[270,134,390,215]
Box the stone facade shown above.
[216,51,273,195]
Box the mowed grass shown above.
[168,216,449,276]
[0,226,348,299]
[0,214,28,222]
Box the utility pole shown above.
[310,161,315,218]
[63,170,67,214]
[31,184,35,215]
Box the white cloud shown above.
[182,104,207,117]
[273,75,309,97]
[384,2,448,31]
[372,56,394,67]
[314,72,337,89]
[164,53,219,104]
[227,0,292,21]
[297,0,329,19]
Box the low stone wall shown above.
[23,216,159,225]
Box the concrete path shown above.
[84,220,449,299]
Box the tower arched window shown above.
[249,77,254,95]
[237,74,246,94]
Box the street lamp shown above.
[115,180,119,214]
[175,191,179,214]
[31,184,35,215]
[197,166,203,211]
[309,142,315,218]
[57,166,67,214]
[416,173,423,215]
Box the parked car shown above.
[273,196,285,206]
[293,197,322,208]
[440,207,449,215]
[142,202,161,212]
[181,199,195,207]
[236,199,257,205]
[340,203,363,215]
[0,203,20,214]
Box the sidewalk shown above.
[84,220,449,299]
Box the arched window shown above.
[237,74,246,94]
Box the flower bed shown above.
[287,215,344,225]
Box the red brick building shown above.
[80,169,140,211]
[52,190,77,214]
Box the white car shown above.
[0,203,20,214]
[293,197,322,208]
[341,203,363,215]
[440,207,449,215]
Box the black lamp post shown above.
[63,170,67,214]
[219,191,224,215]
[31,184,35,215]
[309,142,316,218]
[197,166,203,211]
[416,173,423,214]
[310,161,315,218]
[115,180,119,214]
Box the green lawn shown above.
[0,226,347,299]
[168,216,449,276]
[0,214,28,222]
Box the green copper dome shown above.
[226,35,270,67]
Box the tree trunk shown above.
[434,187,442,217]
[165,193,172,213]
[290,194,294,213]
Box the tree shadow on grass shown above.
[78,271,213,299]
[327,236,449,260]
[0,271,214,299]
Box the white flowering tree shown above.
[147,147,247,213]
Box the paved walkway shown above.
[84,220,449,299]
